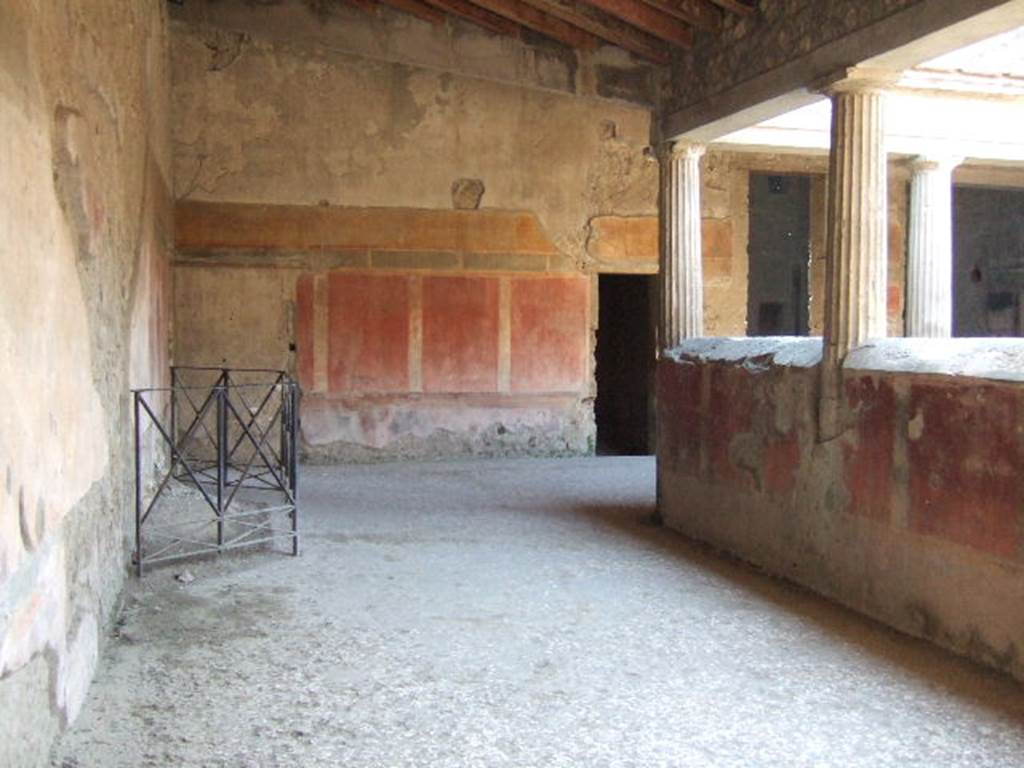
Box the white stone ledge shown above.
[666,337,823,368]
[845,338,1024,383]
[666,336,1024,384]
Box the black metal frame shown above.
[132,366,299,576]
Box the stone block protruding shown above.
[451,178,485,210]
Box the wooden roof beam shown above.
[421,0,522,34]
[464,0,604,51]
[670,0,721,29]
[585,0,705,42]
[636,0,719,29]
[706,0,756,16]
[517,0,675,62]
[376,0,447,23]
[342,0,379,14]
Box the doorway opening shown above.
[747,173,811,336]
[595,274,656,456]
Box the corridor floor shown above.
[53,457,1024,767]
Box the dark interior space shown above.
[595,274,656,456]
[954,185,1024,337]
[747,173,811,336]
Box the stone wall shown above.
[0,2,172,766]
[662,0,1017,137]
[669,0,919,113]
[657,338,1024,681]
[170,0,662,460]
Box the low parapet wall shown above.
[657,337,1024,681]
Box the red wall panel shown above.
[295,274,315,391]
[327,273,410,393]
[422,276,499,393]
[510,276,589,393]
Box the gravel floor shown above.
[52,457,1024,767]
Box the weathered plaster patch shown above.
[907,410,925,441]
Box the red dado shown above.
[843,376,896,522]
[422,276,500,393]
[510,276,589,393]
[763,429,801,496]
[328,273,411,393]
[295,274,315,390]
[655,361,703,476]
[706,365,755,486]
[908,382,1022,559]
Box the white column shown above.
[822,73,891,366]
[659,141,705,351]
[906,155,959,337]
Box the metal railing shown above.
[132,366,299,576]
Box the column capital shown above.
[657,140,706,163]
[907,154,963,174]
[815,66,901,96]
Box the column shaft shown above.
[906,157,957,337]
[823,86,888,365]
[659,142,705,350]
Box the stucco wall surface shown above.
[170,0,662,459]
[0,2,172,765]
[657,338,1024,682]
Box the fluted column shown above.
[906,155,959,337]
[658,141,705,351]
[817,70,893,440]
[822,73,891,367]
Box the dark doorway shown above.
[747,173,811,336]
[954,185,1024,337]
[595,275,656,455]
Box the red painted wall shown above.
[295,274,315,389]
[656,349,1024,680]
[327,273,411,393]
[657,357,1024,562]
[510,277,589,393]
[422,276,499,393]
[295,271,590,396]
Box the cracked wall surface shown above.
[0,2,172,765]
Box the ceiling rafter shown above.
[342,0,378,13]
[335,0,761,62]
[634,0,716,30]
[636,0,719,30]
[518,0,676,61]
[376,0,448,23]
[705,0,756,17]
[578,0,697,47]
[420,0,523,35]
[466,0,605,50]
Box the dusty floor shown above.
[53,457,1024,767]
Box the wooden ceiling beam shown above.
[463,0,604,51]
[421,0,522,34]
[636,0,716,29]
[584,0,703,42]
[517,0,674,62]
[705,0,756,16]
[341,0,379,14]
[376,0,447,23]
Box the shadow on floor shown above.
[568,497,1024,722]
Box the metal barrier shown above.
[132,366,299,576]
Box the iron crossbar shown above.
[132,366,300,576]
